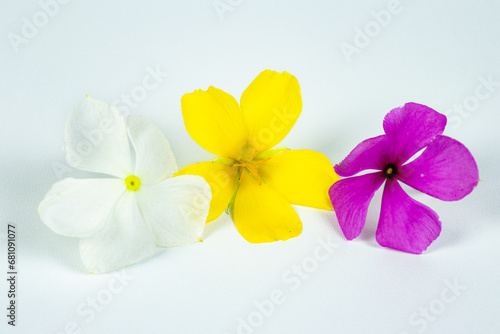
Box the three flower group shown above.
[38,70,479,273]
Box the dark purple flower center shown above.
[383,164,398,179]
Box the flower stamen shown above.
[233,151,271,185]
[125,175,141,191]
[238,170,246,184]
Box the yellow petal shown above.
[175,161,238,222]
[181,87,248,159]
[233,173,302,243]
[254,146,290,160]
[259,149,340,210]
[240,70,302,153]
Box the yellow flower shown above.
[175,70,340,243]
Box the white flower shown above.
[38,97,211,273]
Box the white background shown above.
[1,1,499,333]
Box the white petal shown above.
[136,175,211,247]
[65,97,133,178]
[38,178,124,238]
[127,115,178,184]
[79,191,156,273]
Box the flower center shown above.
[125,175,141,191]
[383,164,398,179]
[232,150,270,185]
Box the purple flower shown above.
[329,103,479,254]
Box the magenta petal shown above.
[334,135,390,177]
[376,179,441,254]
[329,173,385,240]
[398,135,479,201]
[383,103,447,165]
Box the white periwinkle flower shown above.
[38,97,211,273]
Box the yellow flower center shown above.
[233,150,270,185]
[125,175,141,191]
